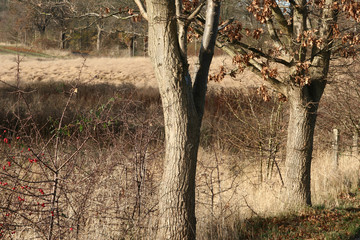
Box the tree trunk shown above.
[96,24,102,52]
[128,36,135,57]
[37,25,46,38]
[156,92,200,239]
[284,78,325,209]
[147,2,200,239]
[60,31,67,49]
[284,89,315,208]
[142,0,220,238]
[214,0,336,212]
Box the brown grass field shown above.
[0,50,360,239]
[0,54,261,89]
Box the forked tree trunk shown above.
[147,2,200,239]
[144,0,220,238]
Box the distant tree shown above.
[8,0,74,47]
[14,0,54,37]
[134,0,220,239]
[212,0,360,209]
[0,0,9,12]
[69,0,146,54]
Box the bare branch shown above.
[270,2,293,39]
[266,17,287,52]
[193,0,221,119]
[187,2,206,21]
[218,18,234,31]
[235,41,292,67]
[134,0,148,21]
[74,11,139,20]
[58,138,89,171]
[175,0,188,59]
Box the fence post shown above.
[333,129,339,169]
[353,128,359,157]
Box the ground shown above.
[1,45,360,240]
[0,50,261,90]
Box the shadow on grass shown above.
[206,206,360,240]
[0,81,162,138]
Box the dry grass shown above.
[0,54,261,90]
[0,54,359,239]
[195,149,360,239]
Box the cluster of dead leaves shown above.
[187,26,201,43]
[296,30,324,48]
[208,66,226,82]
[342,32,360,45]
[261,65,278,81]
[293,62,311,86]
[232,53,254,69]
[220,21,243,43]
[118,7,135,15]
[251,28,263,40]
[257,84,271,102]
[182,0,200,13]
[132,15,142,22]
[337,47,357,58]
[341,0,360,22]
[247,0,276,24]
[336,32,359,58]
[259,67,288,101]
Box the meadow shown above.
[0,48,359,239]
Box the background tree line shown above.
[0,0,148,56]
[0,0,265,56]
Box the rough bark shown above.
[144,0,220,239]
[147,2,198,238]
[283,0,335,209]
[284,86,319,208]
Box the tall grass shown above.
[0,76,358,239]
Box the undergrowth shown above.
[0,77,358,239]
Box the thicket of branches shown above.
[0,0,147,55]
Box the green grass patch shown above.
[235,191,360,239]
[0,45,54,58]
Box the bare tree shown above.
[134,0,220,239]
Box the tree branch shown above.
[228,37,292,67]
[75,11,137,19]
[292,0,308,62]
[187,2,206,21]
[194,14,287,94]
[215,41,287,95]
[134,0,148,21]
[270,2,293,39]
[266,17,288,54]
[175,0,188,59]
[218,18,234,31]
[193,0,221,120]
